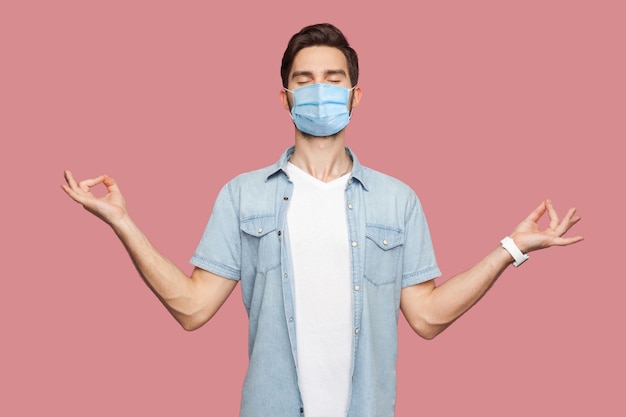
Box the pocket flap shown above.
[365,225,403,250]
[240,215,276,237]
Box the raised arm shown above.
[401,199,583,340]
[61,170,237,330]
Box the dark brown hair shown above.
[280,23,359,88]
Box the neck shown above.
[290,133,352,182]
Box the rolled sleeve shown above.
[401,193,441,288]
[190,182,242,281]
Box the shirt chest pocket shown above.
[364,224,404,286]
[240,215,280,273]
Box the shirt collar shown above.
[265,146,369,190]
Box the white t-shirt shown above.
[286,162,353,417]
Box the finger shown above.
[551,235,585,246]
[78,175,106,192]
[61,181,87,204]
[545,199,560,230]
[556,208,581,236]
[62,170,84,202]
[102,174,121,193]
[64,170,105,193]
[61,182,78,199]
[525,200,547,223]
[64,170,79,190]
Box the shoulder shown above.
[361,166,417,199]
[217,163,285,213]
[224,147,289,189]
[229,165,274,185]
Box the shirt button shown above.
[354,285,360,291]
[383,239,388,246]
[347,203,353,210]
[284,196,289,200]
[355,328,360,334]
[277,230,282,236]
[289,317,294,322]
[258,228,263,234]
[351,241,357,247]
[283,273,288,279]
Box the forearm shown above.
[403,246,513,339]
[428,246,512,326]
[110,215,200,323]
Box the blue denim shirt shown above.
[191,147,441,417]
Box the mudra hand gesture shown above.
[61,170,128,226]
[509,199,583,254]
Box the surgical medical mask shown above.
[284,83,356,137]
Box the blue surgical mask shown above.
[284,83,356,137]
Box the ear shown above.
[280,89,292,111]
[350,86,362,109]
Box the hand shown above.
[510,199,583,253]
[61,170,128,225]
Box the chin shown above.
[299,130,342,139]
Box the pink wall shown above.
[1,1,623,415]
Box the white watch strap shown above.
[500,236,529,267]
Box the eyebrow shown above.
[291,69,348,79]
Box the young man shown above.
[62,23,583,417]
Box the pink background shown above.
[1,1,624,415]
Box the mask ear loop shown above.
[283,88,296,119]
[347,85,357,118]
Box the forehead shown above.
[290,46,349,75]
